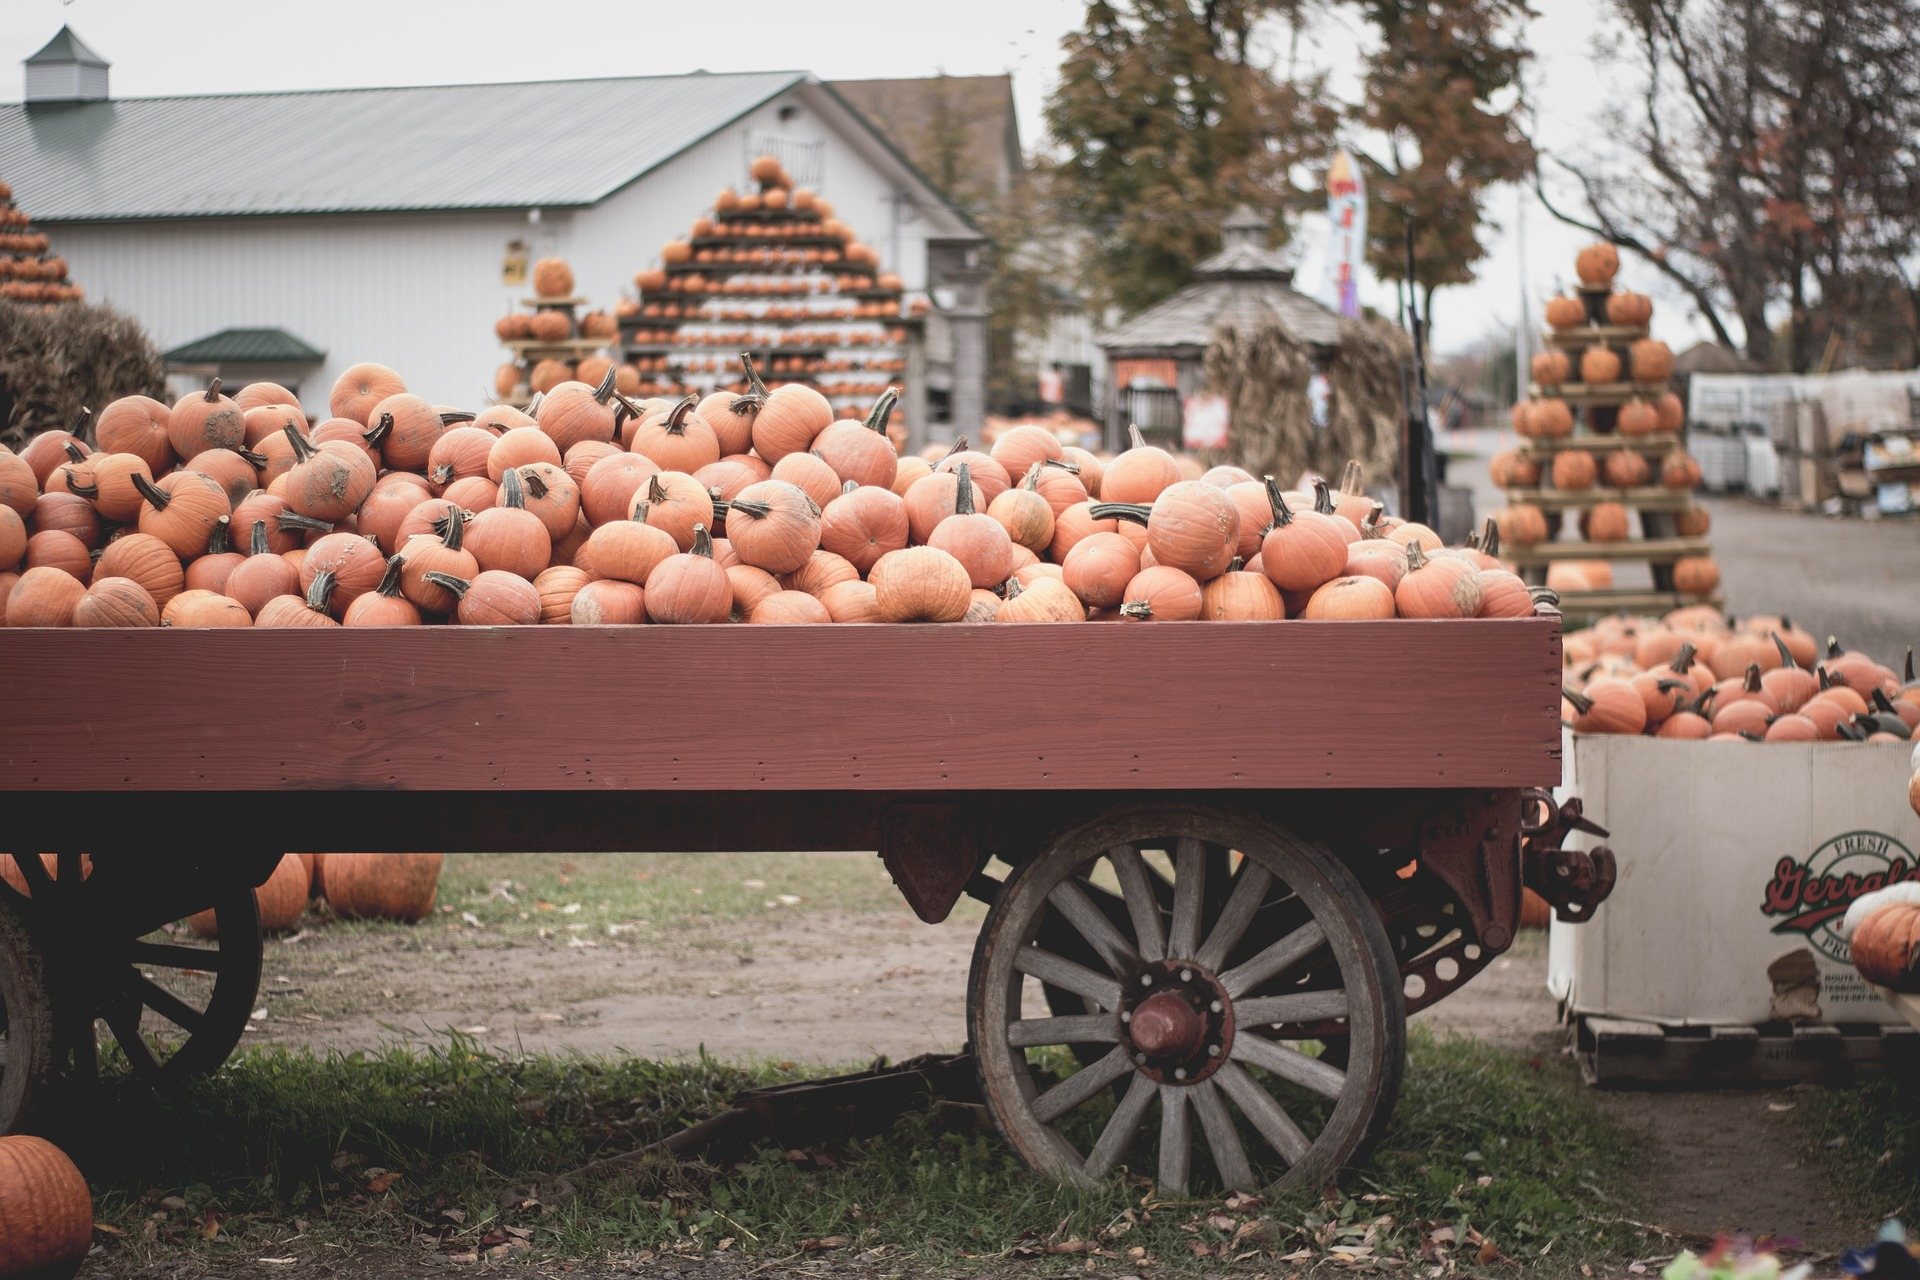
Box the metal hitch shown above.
[1519,789,1617,923]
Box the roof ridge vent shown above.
[24,25,111,108]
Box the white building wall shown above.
[47,85,946,419]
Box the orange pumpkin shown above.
[1530,350,1571,385]
[726,479,822,575]
[0,1135,94,1279]
[323,853,444,921]
[1850,902,1920,990]
[1544,295,1586,329]
[1551,450,1598,491]
[928,464,1014,589]
[1673,555,1721,595]
[645,525,732,623]
[1583,501,1631,542]
[1575,242,1620,287]
[1528,399,1574,438]
[1565,678,1646,734]
[1629,339,1674,382]
[996,574,1086,623]
[532,258,575,298]
[1579,346,1623,384]
[1304,575,1395,620]
[1606,291,1653,326]
[1394,543,1482,619]
[329,363,406,426]
[1617,399,1660,437]
[1602,449,1651,488]
[870,545,971,622]
[167,379,247,459]
[189,853,308,936]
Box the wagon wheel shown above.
[4,854,263,1087]
[968,807,1405,1194]
[0,893,54,1135]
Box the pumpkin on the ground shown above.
[0,1134,94,1280]
[322,853,445,922]
[187,853,308,936]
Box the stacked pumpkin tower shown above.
[491,257,620,407]
[0,178,81,305]
[620,155,923,431]
[1490,242,1720,620]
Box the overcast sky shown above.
[1,0,1702,357]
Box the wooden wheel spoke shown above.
[1107,845,1168,963]
[1168,838,1206,958]
[128,940,226,973]
[1189,1078,1256,1189]
[1195,861,1273,971]
[1157,1085,1192,1195]
[1045,879,1139,975]
[1220,922,1328,998]
[1030,1046,1135,1125]
[1214,1060,1312,1167]
[1232,1032,1347,1100]
[103,1003,162,1075]
[126,971,208,1035]
[1007,1013,1119,1048]
[1015,946,1123,1010]
[11,855,52,898]
[1082,1073,1156,1180]
[1235,990,1349,1026]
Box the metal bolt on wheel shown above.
[968,807,1406,1194]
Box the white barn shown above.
[0,27,987,443]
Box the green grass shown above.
[1803,1075,1920,1222]
[53,1031,1649,1273]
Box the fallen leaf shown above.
[1478,1238,1500,1264]
[1767,1101,1795,1112]
[367,1171,402,1194]
[439,1209,467,1225]
[458,1025,489,1035]
[799,1235,849,1251]
[256,1258,297,1266]
[92,1222,124,1237]
[1206,1213,1236,1232]
[715,1237,734,1252]
[157,1196,187,1212]
[1046,1239,1094,1254]
[1429,1226,1456,1246]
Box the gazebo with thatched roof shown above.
[1098,204,1343,451]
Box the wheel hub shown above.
[1120,959,1234,1084]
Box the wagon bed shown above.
[0,618,1607,1197]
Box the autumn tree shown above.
[1537,0,1920,370]
[1044,0,1340,313]
[1355,0,1535,335]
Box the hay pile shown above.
[1202,307,1411,488]
[0,299,164,449]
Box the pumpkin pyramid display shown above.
[0,179,82,305]
[621,156,918,439]
[1495,241,1714,619]
[491,259,623,406]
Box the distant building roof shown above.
[26,26,109,69]
[1672,340,1757,376]
[1100,206,1341,355]
[0,70,807,221]
[164,327,324,364]
[830,74,1021,205]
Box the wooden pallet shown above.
[1518,432,1681,454]
[1504,487,1692,511]
[522,295,589,307]
[504,338,611,355]
[1576,1014,1920,1087]
[1530,381,1669,401]
[1504,536,1710,564]
[1550,589,1724,620]
[1541,324,1649,348]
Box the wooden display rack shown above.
[1513,284,1720,619]
[494,294,613,408]
[620,173,917,422]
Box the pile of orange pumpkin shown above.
[179,852,443,935]
[1561,608,1918,743]
[0,355,1555,629]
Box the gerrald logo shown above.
[1761,831,1920,963]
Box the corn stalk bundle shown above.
[0,299,165,448]
[1323,314,1411,488]
[1202,310,1311,480]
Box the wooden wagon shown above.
[0,618,1612,1193]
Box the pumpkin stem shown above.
[646,473,667,505]
[863,387,900,433]
[665,394,699,435]
[247,520,271,556]
[62,466,98,499]
[1264,477,1293,526]
[738,352,772,405]
[204,377,223,402]
[282,423,316,463]
[527,391,546,416]
[1119,599,1154,620]
[440,505,466,551]
[1042,457,1082,475]
[422,569,472,600]
[131,471,169,510]
[1528,585,1560,605]
[522,469,551,501]
[841,480,860,496]
[63,439,86,463]
[942,436,970,462]
[1838,719,1868,742]
[1827,635,1844,659]
[374,554,406,598]
[953,462,976,516]
[1906,646,1915,682]
[1562,686,1594,715]
[73,405,93,434]
[1481,518,1501,559]
[1227,556,1245,572]
[1744,663,1763,694]
[1312,477,1334,515]
[1127,423,1147,451]
[363,413,394,448]
[237,447,267,467]
[305,569,336,613]
[690,523,714,558]
[439,410,477,426]
[430,463,454,486]
[1340,459,1363,497]
[1738,729,1765,742]
[276,511,333,534]
[728,497,771,520]
[205,515,232,556]
[1770,631,1797,671]
[592,366,618,405]
[1872,688,1898,715]
[1088,502,1151,526]
[1668,640,1697,674]
[1404,539,1428,571]
[1362,501,1385,537]
[499,466,528,510]
[1003,576,1024,600]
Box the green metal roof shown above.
[25,27,109,69]
[163,328,324,365]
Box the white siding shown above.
[46,84,957,418]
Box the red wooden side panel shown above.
[0,619,1561,792]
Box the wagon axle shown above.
[1121,961,1233,1083]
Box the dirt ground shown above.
[227,851,1876,1257]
